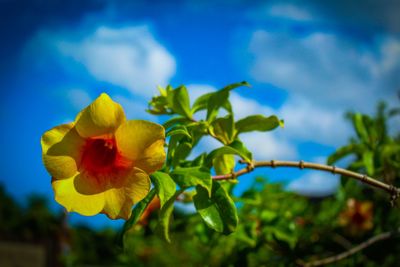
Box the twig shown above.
[212,160,400,201]
[299,227,400,266]
[332,234,353,250]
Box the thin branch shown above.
[331,234,353,250]
[212,160,400,201]
[299,227,400,267]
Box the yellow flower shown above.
[41,93,165,220]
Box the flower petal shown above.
[52,174,105,216]
[115,120,166,173]
[75,93,126,138]
[73,171,106,195]
[41,123,85,179]
[134,139,166,173]
[102,168,151,219]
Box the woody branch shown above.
[212,160,400,204]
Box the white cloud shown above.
[286,171,339,197]
[241,132,297,160]
[248,30,400,111]
[381,38,400,73]
[42,25,176,98]
[247,2,316,24]
[268,4,313,21]
[247,29,400,146]
[278,95,352,145]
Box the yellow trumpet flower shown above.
[41,93,165,219]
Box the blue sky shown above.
[1,0,399,227]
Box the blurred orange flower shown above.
[339,198,373,234]
[139,196,161,225]
[41,93,165,219]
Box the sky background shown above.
[1,0,399,227]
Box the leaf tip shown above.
[242,81,251,87]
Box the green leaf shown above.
[352,113,370,144]
[362,151,375,175]
[150,172,177,208]
[118,189,156,245]
[157,85,167,96]
[235,115,283,135]
[191,81,250,114]
[206,89,230,122]
[206,147,239,168]
[147,91,169,115]
[156,190,180,243]
[191,152,207,167]
[192,92,214,113]
[171,167,212,195]
[186,121,209,146]
[229,140,253,162]
[348,160,365,171]
[193,181,238,234]
[327,144,360,165]
[166,85,192,118]
[206,82,249,121]
[167,134,179,162]
[166,125,192,168]
[382,143,400,167]
[209,114,235,144]
[146,97,169,115]
[166,126,191,139]
[163,116,190,130]
[206,140,252,167]
[235,225,257,247]
[260,210,278,222]
[171,141,192,167]
[213,154,235,175]
[221,80,251,91]
[271,228,296,249]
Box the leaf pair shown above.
[192,81,250,119]
[158,168,239,239]
[194,181,238,235]
[148,85,192,119]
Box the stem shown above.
[212,160,400,201]
[299,227,400,266]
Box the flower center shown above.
[81,138,120,174]
[352,211,367,226]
